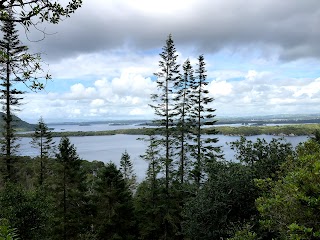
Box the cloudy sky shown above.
[15,0,320,123]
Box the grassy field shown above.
[17,124,320,137]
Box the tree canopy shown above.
[0,0,82,28]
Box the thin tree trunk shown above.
[40,135,43,185]
[180,87,186,184]
[63,165,67,240]
[5,45,11,181]
[197,83,202,187]
[164,67,169,240]
[165,69,169,193]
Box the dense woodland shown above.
[0,1,320,240]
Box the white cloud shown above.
[19,67,157,122]
[129,108,146,116]
[111,70,156,97]
[18,67,320,122]
[48,50,159,80]
[293,78,320,97]
[208,80,233,97]
[246,70,258,81]
[269,98,296,105]
[90,99,105,107]
[209,70,246,82]
[65,83,96,100]
[209,70,320,117]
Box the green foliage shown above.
[149,34,182,238]
[0,1,82,27]
[151,33,180,124]
[188,54,221,184]
[0,8,50,181]
[119,150,137,192]
[139,134,162,184]
[216,124,320,136]
[15,124,320,138]
[30,117,55,185]
[0,184,50,240]
[228,225,257,240]
[151,34,181,192]
[0,112,35,131]
[137,135,166,239]
[256,140,320,239]
[31,117,55,158]
[182,161,257,239]
[182,137,295,239]
[229,136,294,179]
[135,179,170,240]
[138,134,184,239]
[173,58,194,184]
[52,137,87,240]
[94,162,137,239]
[80,160,105,195]
[310,128,320,144]
[0,219,19,240]
[0,8,50,92]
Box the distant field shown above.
[17,124,320,137]
[215,124,320,136]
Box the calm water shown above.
[18,125,309,181]
[48,123,149,132]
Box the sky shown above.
[14,0,320,123]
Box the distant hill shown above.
[0,113,35,132]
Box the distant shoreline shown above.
[17,124,320,138]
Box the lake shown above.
[18,122,309,181]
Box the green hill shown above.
[0,113,35,132]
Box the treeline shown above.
[217,124,320,136]
[16,123,320,137]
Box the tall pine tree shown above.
[150,34,181,239]
[173,59,194,184]
[53,137,86,240]
[0,7,50,181]
[150,33,180,192]
[189,55,221,186]
[30,117,55,185]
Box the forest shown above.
[1,1,320,240]
[14,123,320,137]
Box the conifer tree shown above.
[189,55,221,185]
[150,34,181,239]
[0,8,49,181]
[119,150,137,192]
[140,134,162,197]
[94,162,137,239]
[150,33,180,192]
[136,134,167,239]
[31,117,55,185]
[173,59,194,184]
[53,137,86,240]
